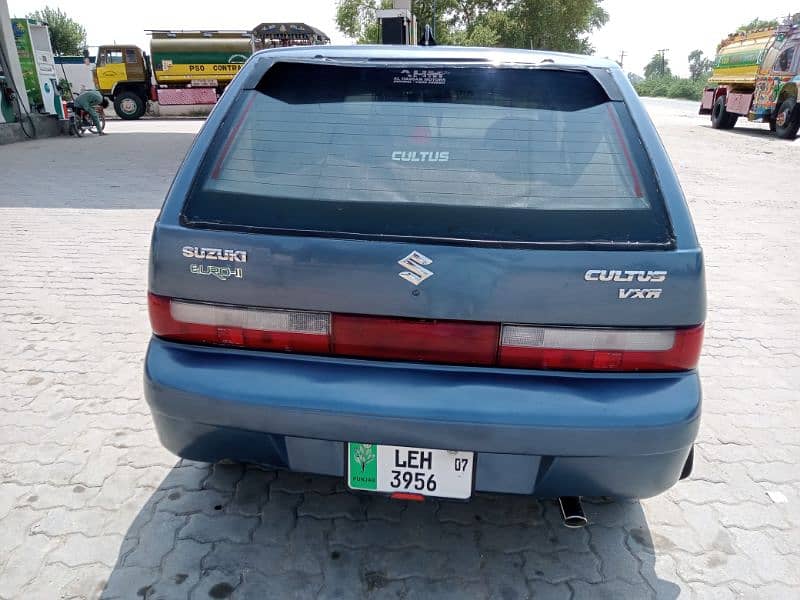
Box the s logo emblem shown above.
[398,251,434,286]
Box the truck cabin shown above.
[94,45,146,93]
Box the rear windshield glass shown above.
[183,62,672,246]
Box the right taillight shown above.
[498,324,704,371]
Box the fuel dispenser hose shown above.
[0,41,36,138]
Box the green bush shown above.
[634,76,708,101]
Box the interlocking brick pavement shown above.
[0,104,798,599]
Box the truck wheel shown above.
[775,97,800,140]
[114,92,145,120]
[711,96,737,130]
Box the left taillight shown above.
[148,293,331,354]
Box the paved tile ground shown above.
[1,103,798,600]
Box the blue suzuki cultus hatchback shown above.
[145,46,705,522]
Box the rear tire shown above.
[775,97,800,140]
[114,91,145,120]
[711,96,737,129]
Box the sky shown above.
[7,0,798,77]
[7,0,353,51]
[591,0,796,77]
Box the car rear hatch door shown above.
[150,59,704,370]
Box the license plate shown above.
[347,443,474,499]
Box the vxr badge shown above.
[398,251,434,285]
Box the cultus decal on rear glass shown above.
[584,269,667,300]
[391,151,450,163]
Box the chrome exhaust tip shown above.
[558,496,588,528]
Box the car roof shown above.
[252,44,620,70]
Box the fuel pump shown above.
[10,19,63,118]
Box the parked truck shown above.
[699,21,800,139]
[94,24,330,120]
[94,30,253,119]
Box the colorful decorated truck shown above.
[699,21,800,139]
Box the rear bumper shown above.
[144,338,701,498]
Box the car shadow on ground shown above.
[0,132,198,210]
[100,461,680,599]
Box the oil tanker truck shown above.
[94,24,329,120]
[699,20,800,138]
[93,30,253,119]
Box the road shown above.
[1,100,798,599]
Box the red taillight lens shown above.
[148,293,330,354]
[332,314,498,366]
[149,294,703,372]
[498,324,704,371]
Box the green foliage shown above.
[335,0,608,51]
[627,72,644,85]
[57,77,72,99]
[334,0,392,44]
[26,6,86,56]
[736,17,779,33]
[644,52,671,79]
[688,49,712,81]
[634,76,708,101]
[637,47,712,100]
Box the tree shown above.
[335,0,608,52]
[335,0,389,44]
[473,1,609,53]
[644,51,671,79]
[736,17,779,33]
[627,72,644,85]
[26,6,86,56]
[688,49,712,81]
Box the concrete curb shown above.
[0,113,62,145]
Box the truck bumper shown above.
[144,338,701,499]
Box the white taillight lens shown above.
[499,324,703,371]
[150,294,331,354]
[169,301,330,334]
[501,326,676,351]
